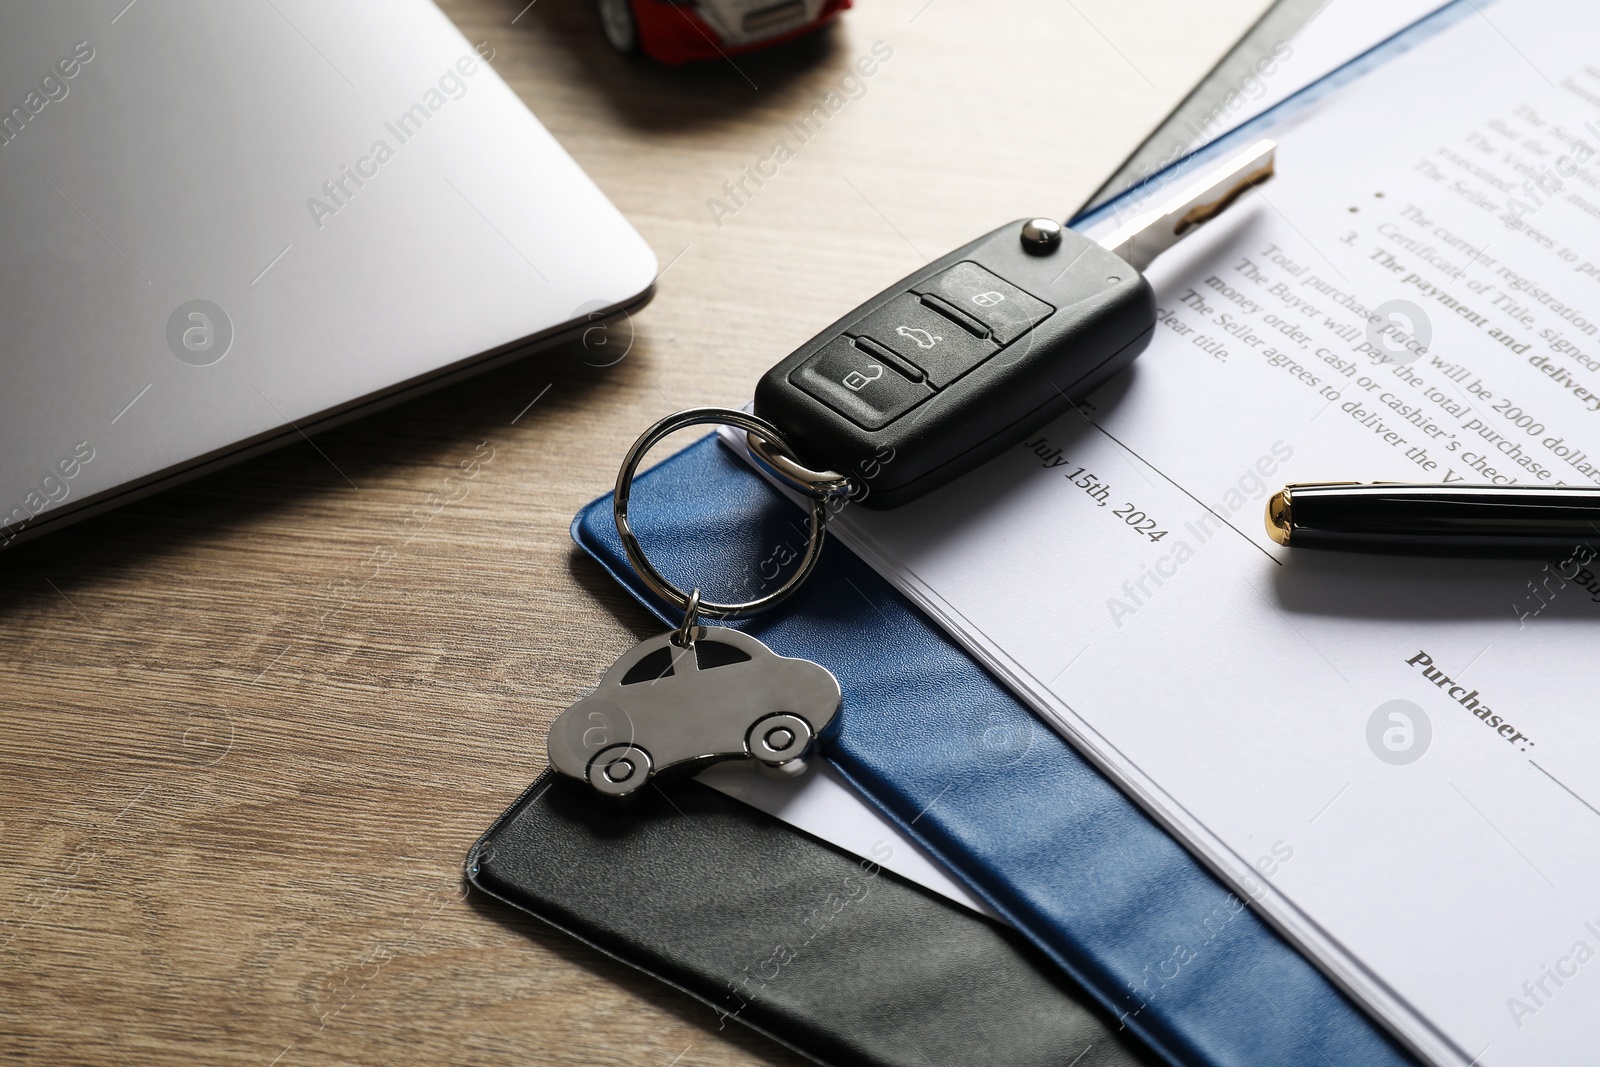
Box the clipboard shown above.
[566,434,1419,1067]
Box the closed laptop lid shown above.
[0,0,656,545]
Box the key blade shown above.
[1098,138,1277,272]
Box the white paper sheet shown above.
[818,2,1600,1064]
[696,761,999,917]
[1230,0,1449,128]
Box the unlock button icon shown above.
[791,337,933,431]
[842,363,883,391]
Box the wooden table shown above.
[0,1,1266,1062]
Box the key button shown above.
[914,261,1054,344]
[791,337,932,431]
[851,293,998,388]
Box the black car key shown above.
[753,139,1277,509]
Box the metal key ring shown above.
[613,407,839,619]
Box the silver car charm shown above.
[547,623,842,798]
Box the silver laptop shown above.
[0,0,657,548]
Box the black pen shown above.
[1264,482,1600,554]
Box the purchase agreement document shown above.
[823,1,1600,1064]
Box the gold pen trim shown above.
[1266,482,1374,547]
[1265,488,1292,546]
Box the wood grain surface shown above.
[0,1,1266,1063]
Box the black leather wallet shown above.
[468,772,1159,1067]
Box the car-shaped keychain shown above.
[594,0,851,64]
[547,625,842,797]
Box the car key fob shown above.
[756,220,1152,508]
[754,139,1277,509]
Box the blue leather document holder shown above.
[571,434,1419,1067]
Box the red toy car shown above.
[595,0,851,65]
